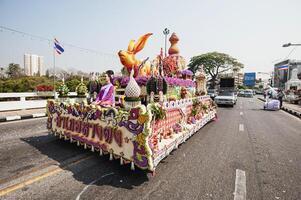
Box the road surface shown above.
[0,97,300,200]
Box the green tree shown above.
[45,69,50,78]
[66,79,80,92]
[0,67,6,79]
[6,63,23,78]
[188,52,244,88]
[238,85,247,90]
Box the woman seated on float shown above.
[93,71,115,107]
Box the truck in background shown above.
[219,77,235,90]
[214,77,237,107]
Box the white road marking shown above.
[0,117,45,125]
[234,169,246,200]
[33,113,46,118]
[240,112,243,116]
[6,115,21,121]
[75,172,114,200]
[239,124,244,132]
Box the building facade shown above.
[274,59,301,89]
[24,54,45,76]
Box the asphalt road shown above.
[0,97,300,200]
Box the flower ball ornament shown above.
[76,81,88,97]
[57,82,69,97]
[125,69,141,98]
[124,69,141,109]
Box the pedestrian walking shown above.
[277,89,285,108]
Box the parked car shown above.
[214,91,236,107]
[207,89,218,99]
[238,90,245,97]
[255,90,263,95]
[244,89,254,98]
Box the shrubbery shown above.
[0,76,89,93]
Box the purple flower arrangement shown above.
[113,76,195,88]
[165,77,195,87]
[172,123,182,133]
[114,76,149,87]
[181,69,193,76]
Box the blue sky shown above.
[0,0,300,73]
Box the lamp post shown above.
[282,43,301,47]
[163,28,170,58]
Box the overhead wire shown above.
[0,25,117,57]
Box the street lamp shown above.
[282,42,301,47]
[163,28,170,58]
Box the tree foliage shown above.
[6,63,24,78]
[188,52,244,88]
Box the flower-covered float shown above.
[46,32,217,172]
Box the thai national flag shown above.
[278,65,288,70]
[54,38,64,55]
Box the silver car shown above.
[214,91,236,107]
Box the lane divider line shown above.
[0,155,93,197]
[239,124,244,132]
[240,112,243,116]
[75,172,114,200]
[233,169,246,200]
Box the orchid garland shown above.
[113,76,195,88]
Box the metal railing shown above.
[0,92,77,111]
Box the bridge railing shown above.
[0,92,77,111]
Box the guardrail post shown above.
[20,96,26,110]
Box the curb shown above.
[257,97,301,119]
[281,107,301,119]
[0,112,47,123]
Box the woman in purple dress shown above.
[93,71,115,107]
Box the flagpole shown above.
[53,45,56,99]
[287,63,290,82]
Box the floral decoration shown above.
[36,85,54,92]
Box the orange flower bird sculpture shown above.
[118,33,153,77]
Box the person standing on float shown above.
[93,71,115,107]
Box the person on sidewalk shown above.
[277,89,285,108]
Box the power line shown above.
[0,25,117,57]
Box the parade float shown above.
[46,32,217,172]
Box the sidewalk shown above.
[257,97,301,119]
[0,108,46,122]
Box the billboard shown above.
[244,72,256,86]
